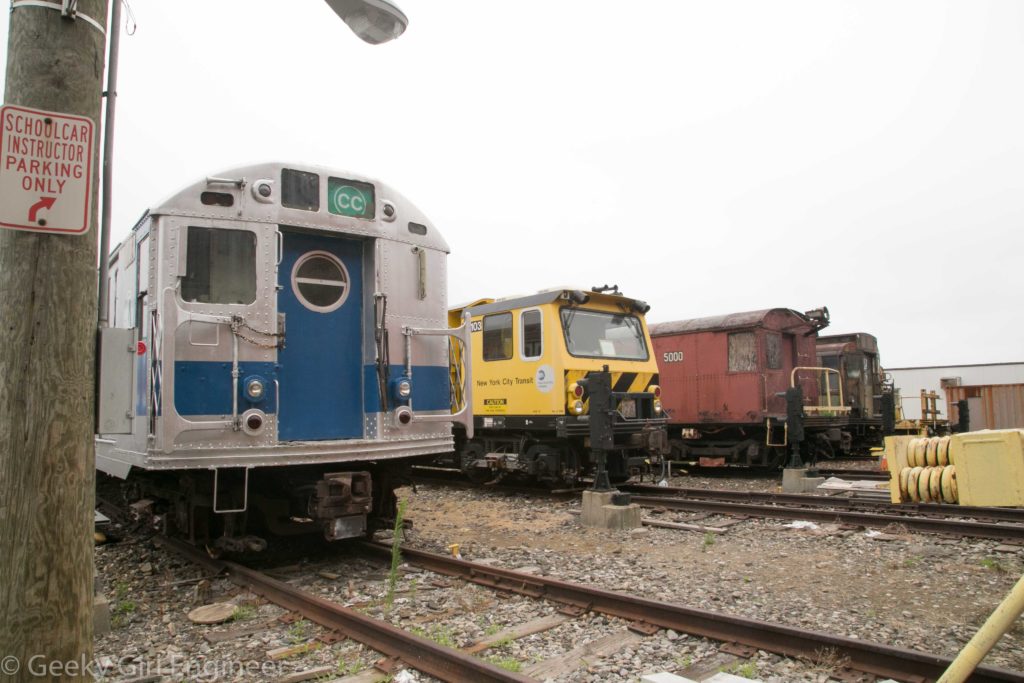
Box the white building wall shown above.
[887,363,1024,420]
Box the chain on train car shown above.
[96,163,471,552]
[438,285,669,485]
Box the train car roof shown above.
[649,308,818,337]
[119,162,450,254]
[450,288,651,318]
[817,332,879,354]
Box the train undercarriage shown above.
[441,426,665,487]
[104,461,418,553]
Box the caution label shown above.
[0,104,94,234]
[482,398,507,414]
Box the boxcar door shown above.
[277,230,363,440]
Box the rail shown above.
[154,536,531,683]
[360,542,1023,683]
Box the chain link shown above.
[230,315,283,349]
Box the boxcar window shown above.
[521,310,542,360]
[560,309,648,360]
[765,333,782,370]
[483,313,513,361]
[727,332,757,372]
[181,227,257,305]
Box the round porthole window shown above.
[291,251,350,313]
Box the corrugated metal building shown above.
[945,384,1024,430]
[887,362,1024,422]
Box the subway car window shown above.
[181,227,257,304]
[483,313,513,361]
[281,168,320,211]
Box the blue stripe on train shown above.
[363,365,451,413]
[174,361,278,416]
[173,361,450,417]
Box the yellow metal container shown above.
[885,435,917,503]
[950,429,1024,507]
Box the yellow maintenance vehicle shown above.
[441,286,669,486]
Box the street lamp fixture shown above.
[324,0,409,44]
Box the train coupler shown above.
[312,472,373,541]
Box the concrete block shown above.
[800,476,826,493]
[704,673,763,683]
[601,503,641,530]
[641,673,698,683]
[581,490,616,526]
[781,467,807,493]
[94,594,111,637]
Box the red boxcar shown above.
[650,308,829,467]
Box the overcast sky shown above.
[2,1,1021,368]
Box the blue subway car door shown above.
[277,230,363,440]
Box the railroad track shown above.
[152,534,1023,683]
[362,542,1024,682]
[817,468,890,481]
[412,469,1024,540]
[153,536,532,683]
[622,484,1024,525]
[624,492,1024,541]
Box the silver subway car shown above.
[97,163,471,550]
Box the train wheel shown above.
[460,441,496,484]
[814,434,836,461]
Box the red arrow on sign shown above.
[28,197,56,223]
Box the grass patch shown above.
[334,656,364,677]
[287,619,309,644]
[701,532,715,552]
[484,622,503,637]
[981,557,1008,572]
[485,655,522,672]
[411,625,457,648]
[725,661,757,678]
[231,604,257,621]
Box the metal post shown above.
[785,385,805,469]
[96,0,121,327]
[0,0,110,674]
[586,366,614,491]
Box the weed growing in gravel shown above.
[725,661,757,678]
[114,581,130,600]
[412,625,456,648]
[701,532,715,552]
[334,656,364,677]
[231,604,257,621]
[385,498,408,609]
[484,622,503,637]
[486,655,522,672]
[903,556,922,568]
[287,620,309,644]
[675,655,693,669]
[111,599,136,628]
[981,557,1008,572]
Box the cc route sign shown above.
[0,104,94,235]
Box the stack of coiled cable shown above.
[898,436,957,503]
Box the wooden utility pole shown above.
[0,0,109,678]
